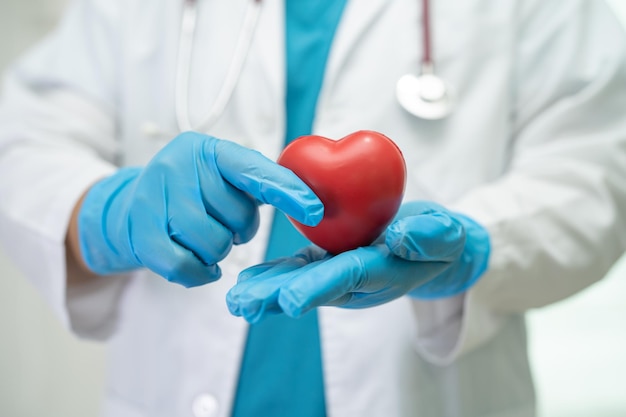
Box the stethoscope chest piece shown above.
[396,72,454,120]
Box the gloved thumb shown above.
[385,212,466,262]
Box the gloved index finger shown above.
[213,140,324,226]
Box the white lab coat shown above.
[1,0,626,416]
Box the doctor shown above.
[1,0,626,417]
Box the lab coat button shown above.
[192,393,219,417]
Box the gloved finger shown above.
[385,212,465,262]
[295,245,331,262]
[226,272,286,323]
[168,208,234,266]
[212,139,324,227]
[136,236,222,288]
[277,246,452,315]
[236,250,317,283]
[226,257,318,322]
[228,246,329,319]
[276,247,383,317]
[126,192,222,287]
[198,168,260,245]
[237,258,289,283]
[409,213,491,299]
[345,258,450,307]
[229,246,328,317]
[393,200,449,219]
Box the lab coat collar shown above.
[254,0,392,118]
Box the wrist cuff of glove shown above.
[453,212,491,282]
[78,167,143,275]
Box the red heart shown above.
[278,130,406,254]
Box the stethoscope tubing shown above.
[398,0,454,119]
[175,0,263,133]
[170,0,450,137]
[421,0,433,67]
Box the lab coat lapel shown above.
[322,0,393,94]
[254,0,285,126]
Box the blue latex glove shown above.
[226,201,490,323]
[78,132,324,287]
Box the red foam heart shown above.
[278,130,406,254]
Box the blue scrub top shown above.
[230,1,348,416]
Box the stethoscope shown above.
[396,0,454,120]
[152,0,453,137]
[173,0,263,134]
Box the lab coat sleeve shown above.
[412,0,626,364]
[0,0,129,340]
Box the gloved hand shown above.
[78,132,324,287]
[226,201,490,323]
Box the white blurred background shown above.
[0,1,625,416]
